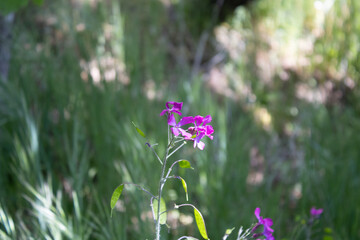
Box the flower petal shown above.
[178,128,192,139]
[194,140,205,150]
[194,115,204,126]
[173,102,183,110]
[202,115,212,125]
[166,101,174,109]
[160,109,168,116]
[254,208,261,221]
[171,109,182,116]
[264,218,274,229]
[178,116,194,127]
[195,132,205,143]
[171,127,180,136]
[205,125,214,136]
[168,114,177,126]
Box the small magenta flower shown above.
[160,101,183,126]
[171,115,214,150]
[188,115,214,150]
[161,101,214,150]
[192,115,214,139]
[253,207,275,240]
[310,207,323,218]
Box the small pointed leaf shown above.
[178,160,193,169]
[136,127,146,137]
[152,198,167,225]
[178,177,188,201]
[110,184,124,217]
[131,121,146,138]
[193,207,209,239]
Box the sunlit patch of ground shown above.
[79,56,129,84]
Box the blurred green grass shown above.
[1,0,360,239]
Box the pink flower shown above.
[160,101,214,150]
[171,115,214,150]
[160,101,183,126]
[310,207,323,218]
[188,115,214,150]
[253,207,275,240]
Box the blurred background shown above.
[0,0,360,239]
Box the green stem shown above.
[122,182,156,199]
[167,142,186,159]
[155,126,172,240]
[155,127,187,239]
[148,143,163,165]
[174,203,193,208]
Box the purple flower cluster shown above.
[160,101,214,150]
[252,207,275,240]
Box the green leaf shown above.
[131,121,146,138]
[110,184,124,217]
[152,198,167,225]
[193,207,209,239]
[135,127,146,137]
[178,160,193,169]
[178,177,188,201]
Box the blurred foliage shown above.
[0,0,360,239]
[0,0,43,14]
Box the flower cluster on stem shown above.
[160,101,214,150]
[155,101,214,240]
